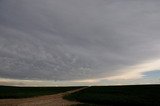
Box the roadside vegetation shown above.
[64,85,160,106]
[0,86,81,99]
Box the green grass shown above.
[64,85,160,106]
[0,86,81,99]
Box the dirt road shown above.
[0,87,88,106]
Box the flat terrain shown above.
[0,87,87,106]
[64,85,160,106]
[0,86,81,99]
[0,85,160,106]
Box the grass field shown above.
[0,86,81,99]
[64,85,160,106]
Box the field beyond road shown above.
[64,84,160,106]
[0,86,81,99]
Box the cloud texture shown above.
[0,0,160,82]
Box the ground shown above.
[0,87,88,106]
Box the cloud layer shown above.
[0,0,160,82]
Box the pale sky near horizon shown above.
[0,0,160,86]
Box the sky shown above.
[0,0,160,86]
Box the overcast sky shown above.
[0,0,160,86]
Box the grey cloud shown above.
[0,0,160,81]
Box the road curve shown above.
[0,87,89,106]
